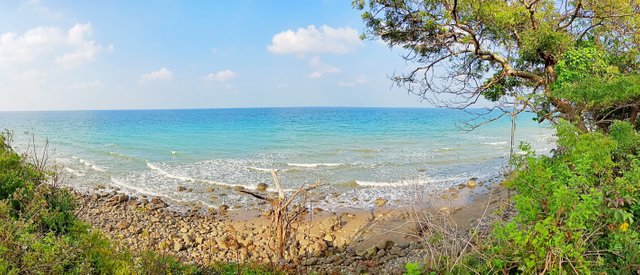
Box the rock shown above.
[206,187,215,193]
[323,234,334,242]
[365,246,379,258]
[116,221,130,230]
[467,178,478,188]
[219,204,229,213]
[150,197,164,204]
[111,193,128,204]
[233,186,245,192]
[355,249,367,257]
[256,182,268,192]
[376,239,394,250]
[177,186,187,192]
[303,257,318,266]
[313,207,323,214]
[195,237,204,244]
[328,254,342,264]
[374,197,388,207]
[173,242,185,252]
[182,234,192,244]
[457,183,467,189]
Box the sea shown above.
[0,107,555,210]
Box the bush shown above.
[465,121,640,273]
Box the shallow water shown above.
[0,107,554,209]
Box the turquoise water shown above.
[0,108,554,209]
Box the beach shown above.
[75,176,511,274]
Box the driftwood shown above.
[238,169,324,261]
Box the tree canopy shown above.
[354,0,640,131]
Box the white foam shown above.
[146,162,253,189]
[76,157,106,172]
[248,166,274,172]
[170,151,178,155]
[146,162,195,182]
[63,167,83,177]
[356,176,465,187]
[287,162,343,168]
[482,141,508,146]
[110,177,167,199]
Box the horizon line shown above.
[0,105,478,113]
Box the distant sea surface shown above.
[0,107,554,209]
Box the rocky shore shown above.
[75,182,508,274]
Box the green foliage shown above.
[0,135,41,202]
[554,43,640,112]
[463,121,640,273]
[404,261,424,275]
[355,0,640,128]
[519,23,572,64]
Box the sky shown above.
[0,0,431,111]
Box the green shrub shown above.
[467,121,640,273]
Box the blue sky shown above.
[0,0,429,111]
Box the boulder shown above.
[116,221,130,230]
[256,182,268,192]
[376,239,394,250]
[467,178,478,188]
[173,242,185,252]
[374,197,388,207]
[177,186,187,192]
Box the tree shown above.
[354,0,640,131]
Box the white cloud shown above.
[63,80,104,90]
[268,25,361,55]
[308,56,339,79]
[56,23,104,67]
[0,23,107,67]
[11,70,42,81]
[202,69,236,82]
[141,67,173,81]
[19,0,63,20]
[338,74,368,87]
[338,82,355,87]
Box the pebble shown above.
[374,197,388,207]
[75,190,430,274]
[256,182,268,192]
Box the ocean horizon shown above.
[0,107,554,210]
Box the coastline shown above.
[74,178,511,274]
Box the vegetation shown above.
[0,134,281,274]
[355,0,640,273]
[471,121,640,273]
[354,0,640,130]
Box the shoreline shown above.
[74,178,511,274]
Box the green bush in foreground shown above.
[462,121,640,274]
[0,134,281,274]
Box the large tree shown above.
[354,0,640,131]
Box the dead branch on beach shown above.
[237,169,325,263]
